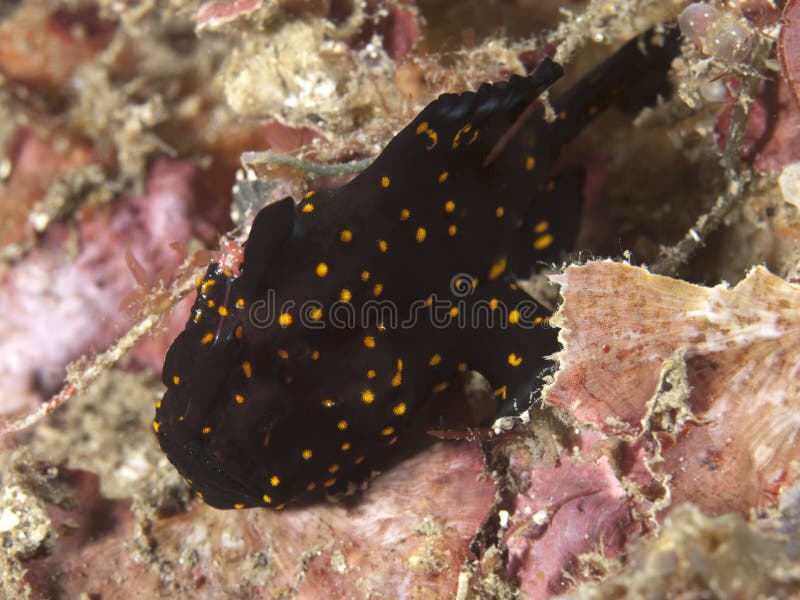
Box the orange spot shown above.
[200,279,216,295]
[488,258,507,280]
[235,394,245,404]
[534,234,554,250]
[200,332,214,344]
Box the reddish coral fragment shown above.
[545,261,800,515]
[780,0,800,105]
[505,454,635,599]
[380,8,419,63]
[195,0,260,31]
[0,5,113,87]
[260,120,321,153]
[716,77,800,173]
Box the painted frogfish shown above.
[155,27,680,509]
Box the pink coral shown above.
[0,160,221,416]
[545,261,800,515]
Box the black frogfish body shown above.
[155,28,679,509]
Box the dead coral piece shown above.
[0,453,55,600]
[20,441,494,599]
[563,499,800,599]
[27,370,169,501]
[0,455,55,562]
[221,19,401,133]
[546,260,800,514]
[780,161,800,210]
